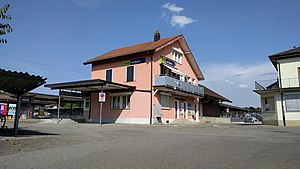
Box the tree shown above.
[0,3,12,43]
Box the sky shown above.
[1,0,300,107]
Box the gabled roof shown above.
[83,34,204,80]
[84,35,181,65]
[269,46,300,67]
[199,84,231,102]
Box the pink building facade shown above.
[82,32,204,124]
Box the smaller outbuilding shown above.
[199,85,231,117]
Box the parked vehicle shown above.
[244,114,257,123]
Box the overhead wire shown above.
[0,52,88,75]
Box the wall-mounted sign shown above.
[8,104,16,116]
[123,58,146,66]
[0,103,7,116]
[99,92,106,102]
[160,56,175,67]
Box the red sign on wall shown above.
[0,103,8,116]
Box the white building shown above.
[254,46,300,126]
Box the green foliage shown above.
[0,3,12,43]
[62,103,82,108]
[244,106,261,113]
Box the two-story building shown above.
[254,46,300,126]
[46,31,205,124]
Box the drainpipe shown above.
[278,62,286,126]
[148,51,153,125]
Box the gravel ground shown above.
[0,121,300,169]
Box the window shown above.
[285,94,300,111]
[264,97,275,112]
[160,94,170,108]
[172,50,183,64]
[84,98,90,110]
[126,66,134,82]
[111,95,130,109]
[106,69,112,82]
[180,75,185,82]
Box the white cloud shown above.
[225,79,235,85]
[161,12,166,18]
[73,0,103,9]
[162,3,184,13]
[161,3,196,28]
[170,15,196,28]
[238,84,248,88]
[200,61,277,107]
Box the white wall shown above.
[278,57,300,88]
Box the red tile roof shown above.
[84,35,181,65]
[83,34,204,80]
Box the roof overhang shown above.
[0,68,46,95]
[268,48,300,69]
[164,36,205,80]
[45,79,136,93]
[220,103,247,112]
[253,87,300,95]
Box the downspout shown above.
[148,51,153,125]
[278,61,286,126]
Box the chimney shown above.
[154,29,160,42]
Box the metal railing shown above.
[255,77,300,90]
[154,75,204,96]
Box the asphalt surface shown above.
[0,122,300,169]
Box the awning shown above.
[0,68,46,136]
[162,64,186,76]
[0,68,47,95]
[45,79,136,92]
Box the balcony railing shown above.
[154,75,204,96]
[255,77,300,90]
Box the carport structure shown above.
[45,79,136,123]
[0,68,46,135]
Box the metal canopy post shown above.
[99,86,103,125]
[58,89,61,122]
[13,94,23,136]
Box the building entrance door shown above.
[175,100,179,119]
[194,104,199,121]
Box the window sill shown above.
[161,107,170,110]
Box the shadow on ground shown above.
[238,123,263,126]
[0,128,60,137]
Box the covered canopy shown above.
[0,68,46,136]
[45,79,136,92]
[0,68,46,95]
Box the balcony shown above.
[154,75,204,96]
[255,77,300,91]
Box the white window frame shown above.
[171,48,183,64]
[192,79,196,85]
[110,94,131,110]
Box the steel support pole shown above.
[58,89,61,122]
[99,87,103,125]
[13,94,22,136]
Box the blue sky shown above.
[1,0,300,107]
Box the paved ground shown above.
[0,121,300,169]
